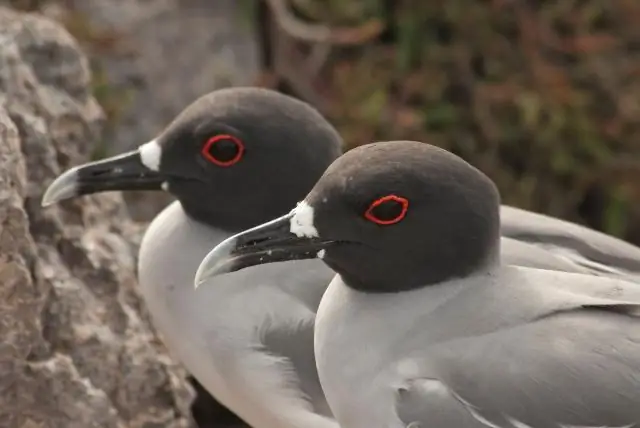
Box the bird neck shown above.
[179,199,262,233]
[329,239,501,294]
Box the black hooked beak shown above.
[194,212,335,287]
[41,148,166,206]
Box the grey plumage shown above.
[195,140,640,428]
[317,268,640,428]
[138,201,336,428]
[42,88,343,428]
[44,93,640,428]
[502,205,640,279]
[500,236,595,274]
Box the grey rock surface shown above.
[0,7,196,428]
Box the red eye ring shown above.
[201,134,245,167]
[364,195,409,225]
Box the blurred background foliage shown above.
[254,0,640,244]
[7,0,640,244]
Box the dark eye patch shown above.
[364,195,409,225]
[201,134,244,166]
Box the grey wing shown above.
[501,237,593,274]
[261,312,333,418]
[258,259,335,417]
[270,258,335,311]
[394,308,640,428]
[500,205,640,278]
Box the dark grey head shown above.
[196,141,501,293]
[41,87,343,230]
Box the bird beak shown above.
[194,212,334,288]
[41,148,166,206]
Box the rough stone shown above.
[0,7,196,428]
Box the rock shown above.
[0,7,196,428]
[37,1,259,424]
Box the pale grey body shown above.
[502,205,640,278]
[141,201,640,428]
[138,201,336,428]
[315,260,640,428]
[42,87,640,428]
[189,139,640,428]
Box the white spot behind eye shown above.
[289,201,319,238]
[317,249,326,259]
[139,140,162,171]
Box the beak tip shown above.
[193,270,210,290]
[41,169,80,207]
[193,263,212,289]
[41,189,64,207]
[193,275,209,289]
[194,252,236,288]
[41,185,78,208]
[194,237,242,288]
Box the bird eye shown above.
[201,134,244,167]
[364,195,409,225]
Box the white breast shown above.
[314,276,469,428]
[137,201,337,428]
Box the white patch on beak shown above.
[317,249,326,259]
[289,201,319,238]
[139,140,162,171]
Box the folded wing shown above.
[394,271,640,428]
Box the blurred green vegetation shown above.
[261,0,640,244]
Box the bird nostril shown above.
[90,168,111,177]
[246,237,270,247]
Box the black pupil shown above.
[370,200,404,221]
[208,138,239,162]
